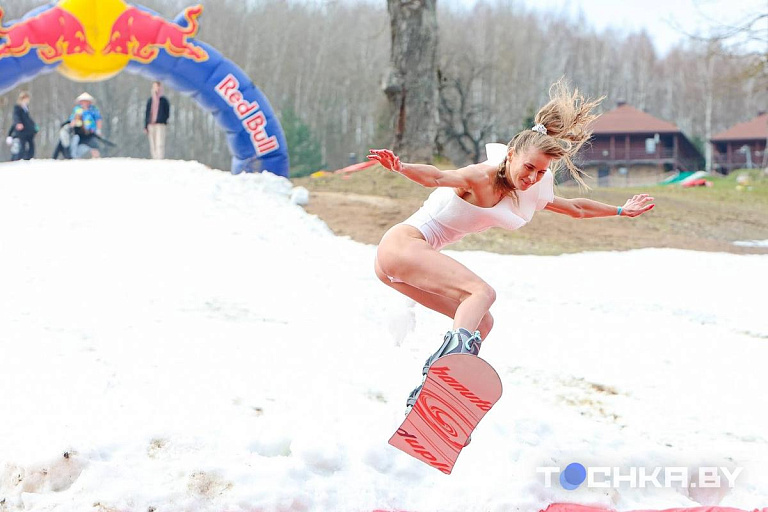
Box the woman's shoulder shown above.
[454,163,494,190]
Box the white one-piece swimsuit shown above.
[399,143,555,252]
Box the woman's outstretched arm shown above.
[367,148,485,189]
[544,194,655,218]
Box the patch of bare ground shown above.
[294,166,768,255]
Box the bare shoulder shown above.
[456,162,495,186]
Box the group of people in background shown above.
[4,81,170,162]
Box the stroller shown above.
[52,121,73,159]
[5,126,21,160]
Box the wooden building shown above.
[710,113,767,174]
[577,102,704,187]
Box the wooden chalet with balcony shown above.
[577,102,704,187]
[711,112,767,174]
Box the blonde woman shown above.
[368,80,655,410]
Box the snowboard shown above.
[388,353,502,474]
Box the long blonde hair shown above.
[496,78,603,194]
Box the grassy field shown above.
[293,166,768,255]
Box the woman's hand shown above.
[620,194,655,217]
[367,149,403,173]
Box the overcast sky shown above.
[447,0,767,54]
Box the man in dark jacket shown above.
[11,91,37,160]
[144,81,170,159]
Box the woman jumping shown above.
[368,79,655,411]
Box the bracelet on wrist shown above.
[617,206,623,216]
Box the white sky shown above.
[448,0,768,54]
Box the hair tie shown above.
[532,123,547,135]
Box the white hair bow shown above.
[531,123,547,135]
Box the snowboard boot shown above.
[405,328,483,413]
[421,328,483,377]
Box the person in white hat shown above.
[68,92,103,158]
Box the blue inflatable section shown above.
[0,2,289,176]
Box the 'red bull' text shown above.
[216,74,279,157]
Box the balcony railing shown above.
[581,147,676,161]
[713,153,762,165]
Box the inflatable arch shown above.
[0,0,289,176]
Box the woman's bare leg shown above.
[376,226,496,334]
[375,257,494,337]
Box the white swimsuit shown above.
[400,143,555,251]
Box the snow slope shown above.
[0,159,766,512]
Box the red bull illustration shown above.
[0,6,93,62]
[0,0,288,176]
[102,5,208,63]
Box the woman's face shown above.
[506,147,552,191]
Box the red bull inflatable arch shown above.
[0,0,290,176]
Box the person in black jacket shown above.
[144,81,170,159]
[11,91,37,160]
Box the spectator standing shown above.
[144,81,170,159]
[11,91,38,160]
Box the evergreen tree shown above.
[280,107,324,177]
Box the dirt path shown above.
[295,168,768,256]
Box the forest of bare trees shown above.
[1,0,765,174]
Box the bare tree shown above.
[437,63,494,164]
[384,0,439,162]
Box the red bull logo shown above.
[102,5,208,63]
[0,6,94,63]
[0,2,207,69]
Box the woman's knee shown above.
[464,281,497,307]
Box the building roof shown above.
[711,113,768,142]
[590,103,680,135]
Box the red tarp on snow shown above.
[543,504,767,512]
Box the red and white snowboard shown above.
[389,353,502,474]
